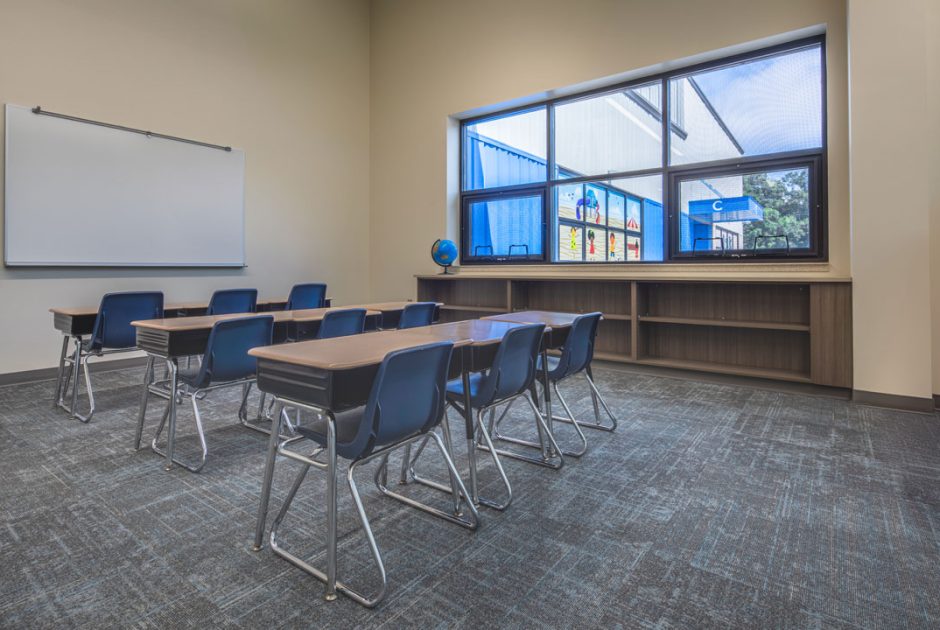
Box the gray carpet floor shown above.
[2,363,940,629]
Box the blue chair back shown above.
[89,292,164,350]
[397,302,437,329]
[207,288,258,315]
[551,312,602,379]
[317,309,367,339]
[194,316,274,387]
[286,283,327,310]
[475,323,545,406]
[345,342,454,459]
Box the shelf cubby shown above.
[415,275,851,388]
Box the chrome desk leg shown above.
[52,335,70,408]
[72,349,96,423]
[69,337,82,417]
[541,348,555,456]
[164,360,179,471]
[134,356,156,450]
[325,413,338,601]
[253,400,285,551]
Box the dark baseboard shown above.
[853,389,935,414]
[597,359,851,400]
[0,356,149,387]
[934,395,940,411]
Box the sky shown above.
[691,46,823,156]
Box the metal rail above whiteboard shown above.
[31,106,232,152]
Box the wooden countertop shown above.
[481,310,586,329]
[131,311,293,331]
[416,273,852,284]
[50,297,288,317]
[398,319,530,345]
[131,307,380,331]
[248,329,469,370]
[338,301,442,312]
[248,319,526,370]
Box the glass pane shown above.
[584,184,607,226]
[463,108,547,190]
[557,183,581,221]
[678,166,811,253]
[586,227,607,261]
[669,45,823,165]
[466,194,544,258]
[608,192,625,229]
[554,81,662,178]
[605,174,664,261]
[558,224,583,261]
[608,230,626,261]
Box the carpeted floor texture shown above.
[2,363,940,629]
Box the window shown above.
[674,163,816,257]
[459,36,826,264]
[462,192,545,262]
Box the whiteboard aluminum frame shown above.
[3,104,247,268]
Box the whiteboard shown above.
[4,104,245,267]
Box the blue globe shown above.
[431,239,458,272]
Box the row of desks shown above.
[50,297,295,337]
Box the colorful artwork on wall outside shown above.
[625,198,642,233]
[608,230,626,261]
[626,235,641,261]
[557,184,580,221]
[582,184,607,225]
[558,224,583,261]
[586,228,607,262]
[608,192,625,230]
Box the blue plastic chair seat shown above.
[178,364,204,388]
[296,408,371,458]
[445,372,485,402]
[537,354,561,372]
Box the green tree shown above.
[742,169,810,249]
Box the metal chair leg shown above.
[151,388,208,473]
[475,392,564,470]
[471,408,514,510]
[546,370,618,432]
[71,351,96,423]
[374,432,479,530]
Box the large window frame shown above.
[458,35,827,265]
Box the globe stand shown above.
[440,265,453,275]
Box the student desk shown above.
[48,298,293,415]
[248,319,527,600]
[131,307,382,472]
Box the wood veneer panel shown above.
[640,282,810,325]
[639,321,810,376]
[810,283,853,388]
[596,319,631,358]
[418,278,508,310]
[515,280,630,316]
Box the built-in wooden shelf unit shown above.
[417,274,852,388]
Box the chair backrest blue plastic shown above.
[475,323,545,406]
[317,308,367,339]
[90,292,164,350]
[286,283,327,310]
[195,315,274,386]
[207,288,258,316]
[397,302,437,329]
[551,312,602,379]
[346,341,454,459]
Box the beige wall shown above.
[848,0,934,400]
[0,0,371,374]
[930,0,940,395]
[369,0,850,300]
